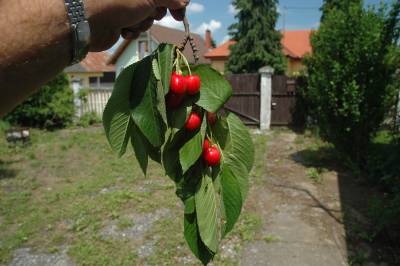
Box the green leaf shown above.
[130,56,164,147]
[225,113,254,172]
[179,115,207,174]
[162,130,186,182]
[131,124,150,176]
[189,65,233,113]
[103,64,135,157]
[195,174,218,253]
[152,58,161,81]
[158,43,175,95]
[212,113,254,200]
[167,103,192,130]
[156,81,168,125]
[220,166,243,236]
[184,213,214,265]
[184,197,195,214]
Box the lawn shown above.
[0,126,268,265]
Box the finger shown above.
[121,28,141,40]
[136,18,154,32]
[152,7,167,21]
[155,0,189,10]
[170,8,186,21]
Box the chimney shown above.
[205,29,212,50]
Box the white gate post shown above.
[259,66,274,130]
[71,78,83,118]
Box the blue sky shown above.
[154,0,394,45]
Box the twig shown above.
[178,16,199,63]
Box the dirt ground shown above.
[240,130,390,266]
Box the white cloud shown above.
[220,35,231,45]
[195,20,222,35]
[187,2,204,14]
[154,14,184,30]
[228,4,238,15]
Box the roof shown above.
[203,40,236,59]
[107,24,210,65]
[204,30,312,60]
[65,52,115,73]
[281,30,312,59]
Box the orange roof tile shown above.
[204,40,236,59]
[204,30,312,60]
[281,30,312,59]
[80,52,115,72]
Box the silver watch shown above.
[64,0,91,64]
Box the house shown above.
[108,24,211,76]
[204,30,312,75]
[64,51,115,89]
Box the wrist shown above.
[64,0,91,63]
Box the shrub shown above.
[77,112,101,128]
[5,74,75,130]
[304,2,400,167]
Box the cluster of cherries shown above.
[166,72,201,108]
[166,72,221,166]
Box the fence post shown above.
[71,78,83,118]
[259,66,274,130]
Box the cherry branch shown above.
[178,16,199,63]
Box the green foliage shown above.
[320,0,361,21]
[103,43,254,264]
[304,2,400,166]
[5,74,74,130]
[226,0,286,74]
[76,112,101,128]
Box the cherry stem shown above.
[178,16,199,64]
[176,48,192,75]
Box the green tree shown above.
[226,0,286,74]
[6,73,75,129]
[320,0,361,21]
[304,1,400,167]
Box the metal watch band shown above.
[64,0,90,64]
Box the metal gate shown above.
[224,74,260,126]
[271,75,298,126]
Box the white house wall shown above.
[115,35,159,76]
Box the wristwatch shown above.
[64,0,91,64]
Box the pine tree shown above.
[226,0,286,74]
[320,0,361,21]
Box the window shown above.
[138,40,149,60]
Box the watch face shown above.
[77,21,91,46]
[76,21,91,59]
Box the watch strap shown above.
[64,0,90,64]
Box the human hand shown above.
[85,0,189,51]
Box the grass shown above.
[0,126,269,265]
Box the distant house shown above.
[65,51,115,89]
[108,24,211,76]
[204,30,312,75]
[64,52,116,117]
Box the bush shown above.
[5,74,75,130]
[76,112,101,128]
[304,2,400,167]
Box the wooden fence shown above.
[81,89,112,116]
[225,74,261,126]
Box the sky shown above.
[153,0,394,45]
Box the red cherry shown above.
[185,112,202,131]
[203,146,221,166]
[207,112,217,125]
[203,139,210,151]
[186,75,201,95]
[170,73,186,94]
[166,92,184,108]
